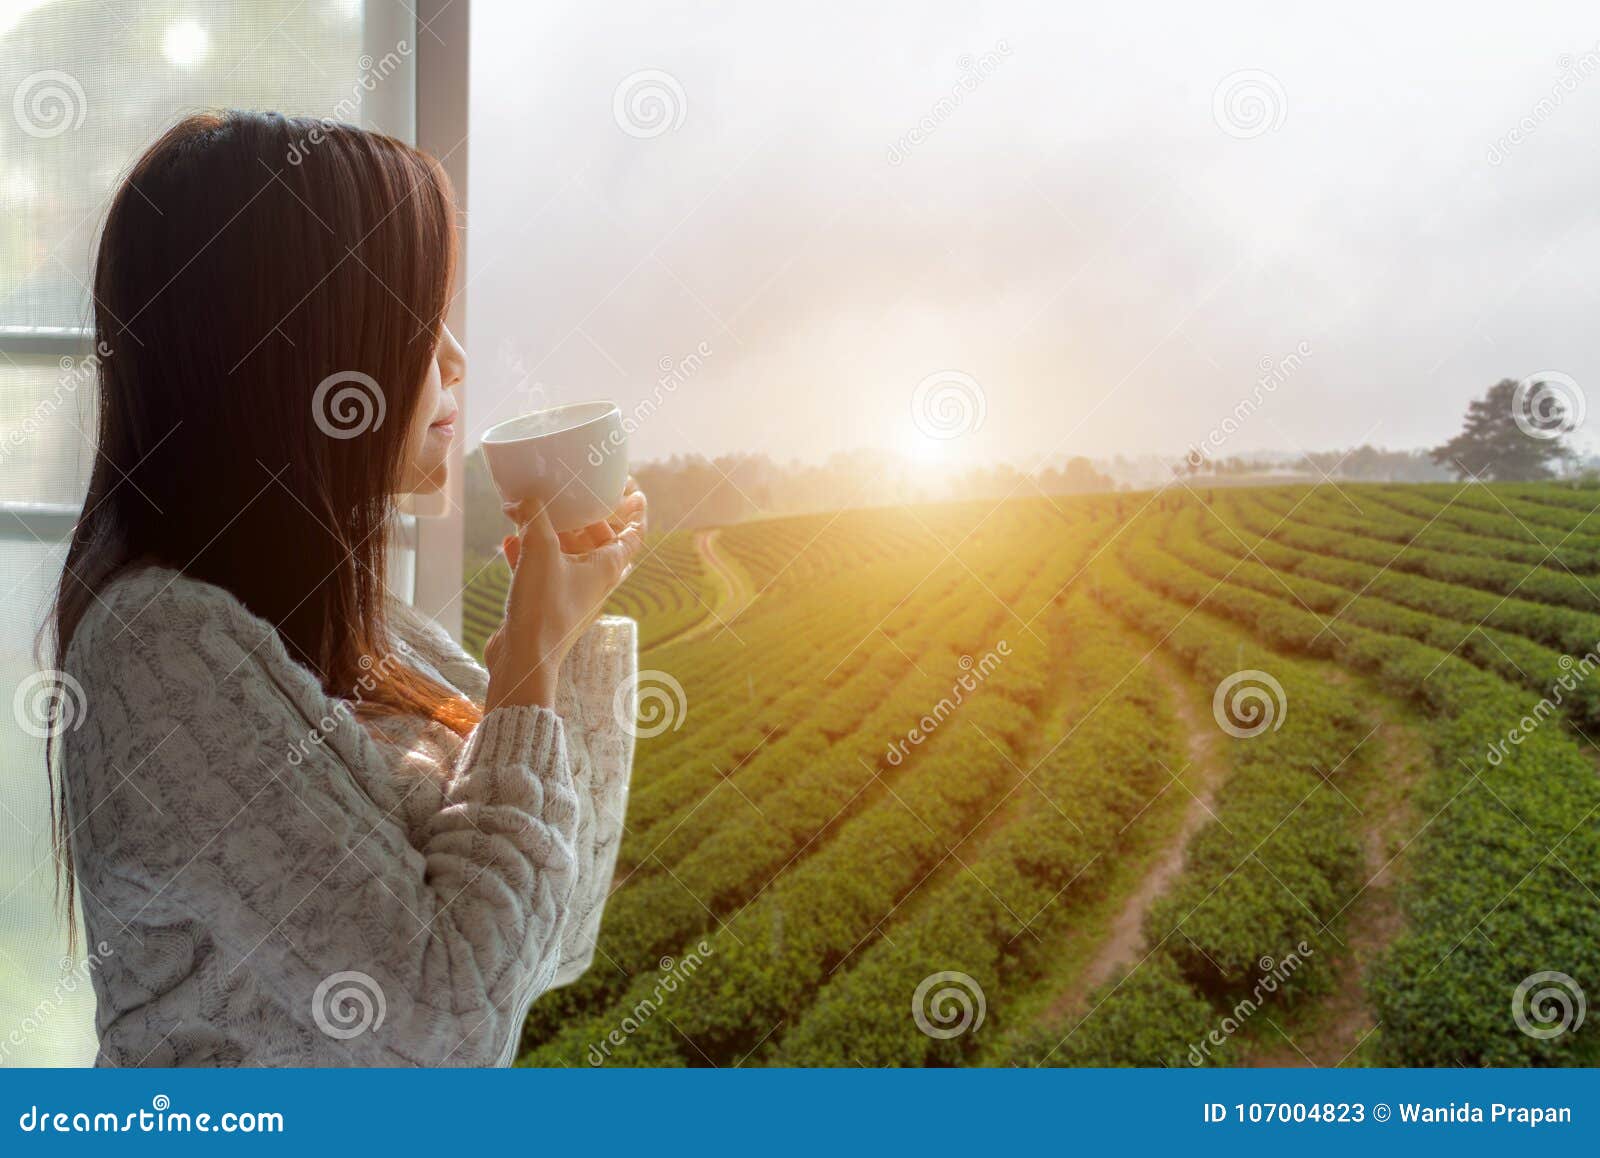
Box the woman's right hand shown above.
[483,497,645,712]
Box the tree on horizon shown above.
[1430,377,1576,481]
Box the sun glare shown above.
[898,428,947,468]
[162,21,209,68]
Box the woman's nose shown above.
[440,327,466,387]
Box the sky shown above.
[464,0,1600,471]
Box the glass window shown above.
[0,0,414,1067]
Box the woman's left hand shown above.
[503,476,647,568]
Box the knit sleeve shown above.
[64,581,581,1067]
[548,615,638,987]
[389,605,638,989]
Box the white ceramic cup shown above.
[480,402,628,533]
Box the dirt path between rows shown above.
[1046,649,1229,1019]
[1040,648,1426,1061]
[1250,707,1426,1066]
[662,527,758,647]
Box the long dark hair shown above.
[44,110,480,926]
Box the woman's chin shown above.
[400,463,449,497]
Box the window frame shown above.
[409,0,470,641]
[0,0,472,641]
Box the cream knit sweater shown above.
[61,563,636,1067]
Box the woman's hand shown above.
[483,479,647,712]
[556,476,647,553]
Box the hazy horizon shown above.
[461,430,1455,474]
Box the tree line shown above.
[464,448,1113,557]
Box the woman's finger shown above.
[501,498,548,530]
[615,489,646,519]
[502,533,520,572]
[509,500,560,574]
[582,518,646,589]
[607,489,647,534]
[560,518,615,554]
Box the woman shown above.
[44,111,645,1066]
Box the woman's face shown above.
[399,324,464,495]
